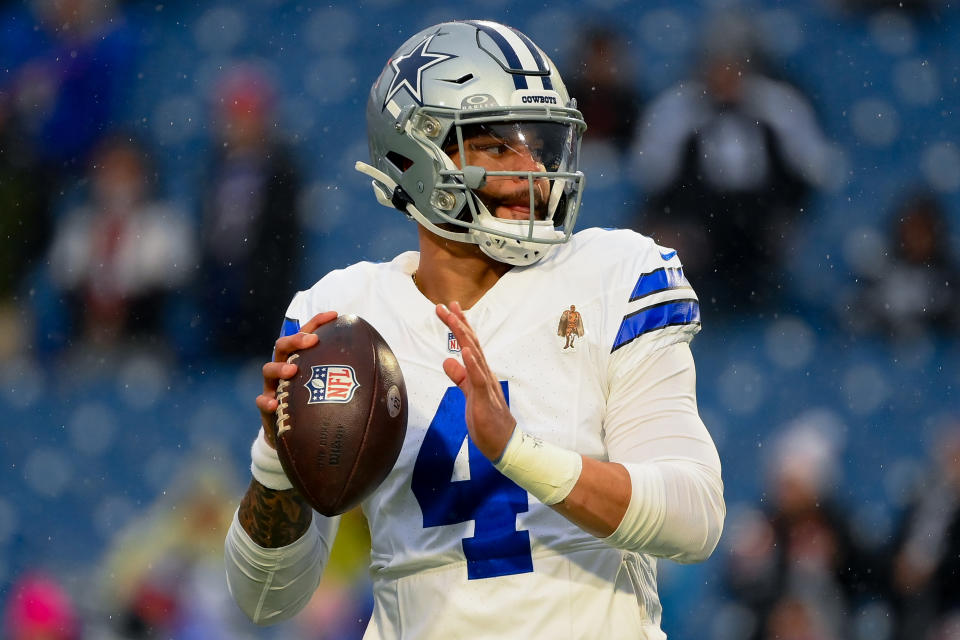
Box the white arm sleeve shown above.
[224,509,340,624]
[602,341,725,563]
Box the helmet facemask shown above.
[413,107,586,265]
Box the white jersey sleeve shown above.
[595,233,724,561]
[603,342,725,562]
[224,510,340,624]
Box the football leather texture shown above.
[275,315,407,516]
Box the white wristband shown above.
[250,428,294,491]
[493,427,583,505]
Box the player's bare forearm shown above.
[238,479,312,547]
[553,457,631,538]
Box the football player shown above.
[225,20,725,639]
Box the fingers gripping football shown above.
[436,302,516,461]
[256,311,338,447]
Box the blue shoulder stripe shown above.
[280,317,301,338]
[611,299,700,352]
[629,267,689,302]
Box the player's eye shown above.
[467,138,512,157]
[472,142,509,156]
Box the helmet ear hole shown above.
[386,151,414,172]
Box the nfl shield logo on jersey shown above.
[447,332,461,353]
[305,365,360,404]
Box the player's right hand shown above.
[436,301,516,462]
[256,311,338,448]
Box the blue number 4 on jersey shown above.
[411,383,533,580]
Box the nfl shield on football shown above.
[274,315,407,516]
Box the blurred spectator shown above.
[887,420,960,640]
[197,64,303,359]
[293,508,374,640]
[566,25,642,154]
[763,595,838,640]
[720,412,879,640]
[846,191,960,339]
[95,456,372,640]
[629,13,833,313]
[0,90,54,358]
[97,459,244,639]
[46,135,195,353]
[1,0,137,175]
[821,0,949,14]
[3,571,80,640]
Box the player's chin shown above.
[493,202,549,221]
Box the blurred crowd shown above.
[1,0,304,368]
[716,412,960,640]
[2,0,958,639]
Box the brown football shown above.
[274,315,407,516]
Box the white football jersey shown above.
[280,228,701,640]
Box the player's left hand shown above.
[436,301,516,461]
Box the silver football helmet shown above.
[356,20,586,266]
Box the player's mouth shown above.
[497,204,533,220]
[477,185,548,220]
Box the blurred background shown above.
[1,0,958,638]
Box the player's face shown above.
[447,122,571,221]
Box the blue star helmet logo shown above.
[382,34,456,110]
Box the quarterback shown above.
[225,20,725,640]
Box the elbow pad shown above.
[603,459,725,563]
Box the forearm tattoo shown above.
[238,479,313,547]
